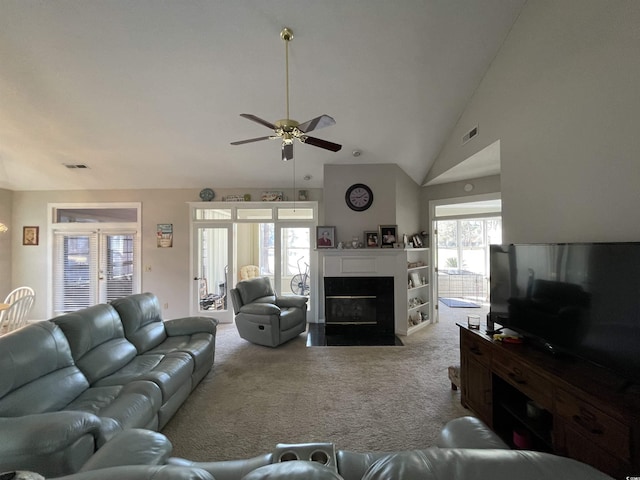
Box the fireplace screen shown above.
[326,295,377,325]
[324,276,394,334]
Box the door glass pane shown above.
[53,234,98,313]
[280,227,310,298]
[196,227,228,312]
[104,234,135,302]
[55,208,138,223]
[194,208,232,220]
[237,208,273,220]
[277,208,314,220]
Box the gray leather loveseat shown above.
[14,416,614,480]
[0,293,218,477]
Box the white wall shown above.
[425,0,640,243]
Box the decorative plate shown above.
[199,188,215,202]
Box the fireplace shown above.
[324,276,394,336]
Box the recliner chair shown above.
[230,277,307,347]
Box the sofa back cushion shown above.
[236,277,276,305]
[53,303,138,384]
[110,293,168,353]
[0,321,89,415]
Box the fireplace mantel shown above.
[321,249,404,277]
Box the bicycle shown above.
[290,257,310,296]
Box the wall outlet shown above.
[144,265,152,272]
[163,302,169,309]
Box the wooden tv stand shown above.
[458,324,640,479]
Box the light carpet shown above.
[161,319,468,461]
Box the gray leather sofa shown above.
[0,293,218,478]
[28,417,613,480]
[230,277,307,347]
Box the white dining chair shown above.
[3,286,35,305]
[0,294,35,333]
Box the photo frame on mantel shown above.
[316,226,336,249]
[379,225,397,248]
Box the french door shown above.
[52,229,139,314]
[191,224,233,323]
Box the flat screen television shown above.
[489,243,640,387]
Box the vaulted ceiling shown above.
[0,1,526,191]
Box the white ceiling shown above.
[0,1,525,192]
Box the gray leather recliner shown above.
[230,277,307,347]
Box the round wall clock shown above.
[199,188,215,202]
[345,183,374,212]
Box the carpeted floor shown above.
[161,311,475,462]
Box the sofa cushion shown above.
[0,322,89,415]
[52,304,138,384]
[111,293,168,353]
[93,352,194,401]
[144,332,214,374]
[65,381,162,434]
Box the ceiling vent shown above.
[63,163,89,169]
[462,125,479,145]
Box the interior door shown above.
[192,224,233,323]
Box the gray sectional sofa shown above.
[18,416,614,480]
[0,293,218,477]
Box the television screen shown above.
[490,243,640,386]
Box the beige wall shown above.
[323,163,421,244]
[9,187,323,320]
[426,0,640,243]
[0,189,12,296]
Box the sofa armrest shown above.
[276,295,308,309]
[164,317,218,337]
[436,416,509,449]
[239,304,281,316]
[0,411,102,456]
[79,429,172,472]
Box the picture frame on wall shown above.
[364,230,379,248]
[23,226,39,246]
[379,225,397,248]
[316,226,336,249]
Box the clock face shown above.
[345,183,373,211]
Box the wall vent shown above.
[63,163,89,169]
[462,125,479,145]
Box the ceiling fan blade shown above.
[282,143,294,162]
[301,136,342,152]
[239,113,277,130]
[297,115,336,133]
[230,136,272,145]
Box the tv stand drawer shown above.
[555,388,630,461]
[492,349,552,410]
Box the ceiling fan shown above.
[231,27,342,162]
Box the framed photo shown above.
[379,225,397,248]
[316,226,336,249]
[410,272,422,288]
[23,226,39,246]
[364,230,379,248]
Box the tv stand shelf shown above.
[458,324,640,479]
